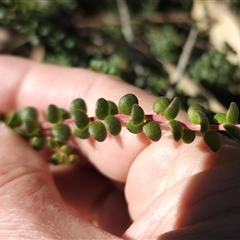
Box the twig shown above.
[30,45,45,62]
[159,57,227,113]
[116,0,150,91]
[73,12,191,29]
[166,27,198,99]
[116,0,134,44]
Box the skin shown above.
[0,55,239,239]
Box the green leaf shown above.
[59,108,70,120]
[68,154,79,163]
[226,102,239,124]
[89,121,107,142]
[73,109,90,130]
[187,103,205,124]
[51,123,71,141]
[6,111,21,128]
[23,118,39,136]
[69,98,87,114]
[153,96,171,115]
[126,120,143,134]
[51,153,68,165]
[104,115,122,136]
[47,104,61,123]
[204,131,220,152]
[214,113,226,124]
[131,104,145,126]
[118,93,138,115]
[107,100,118,115]
[223,123,240,142]
[143,121,161,141]
[187,104,209,133]
[198,111,209,133]
[163,97,181,120]
[30,136,46,150]
[51,153,63,165]
[48,138,64,150]
[74,127,90,139]
[181,129,196,144]
[20,107,38,121]
[60,144,73,154]
[95,98,109,120]
[168,119,182,142]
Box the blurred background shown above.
[1,0,240,115]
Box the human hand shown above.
[0,56,239,239]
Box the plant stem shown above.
[39,114,239,135]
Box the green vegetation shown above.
[1,0,240,162]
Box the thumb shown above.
[0,121,121,239]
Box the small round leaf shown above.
[23,118,39,136]
[181,129,196,144]
[30,136,46,150]
[52,123,71,141]
[104,115,122,136]
[226,102,239,124]
[95,98,109,120]
[214,113,226,124]
[198,111,209,133]
[74,127,90,139]
[60,108,71,120]
[187,103,205,124]
[107,100,118,115]
[69,98,87,114]
[48,138,64,149]
[126,120,143,134]
[153,96,171,115]
[89,121,107,142]
[47,104,61,123]
[51,153,63,165]
[131,104,145,126]
[169,119,183,142]
[73,109,90,129]
[6,111,21,128]
[118,93,138,115]
[68,154,79,163]
[21,107,38,121]
[60,144,73,154]
[163,97,181,120]
[143,121,161,141]
[204,131,220,152]
[187,104,209,133]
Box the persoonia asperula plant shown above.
[0,93,239,165]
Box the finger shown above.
[0,56,133,234]
[0,56,189,182]
[0,121,122,239]
[124,145,240,239]
[125,132,240,220]
[0,56,157,181]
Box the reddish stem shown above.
[39,114,240,133]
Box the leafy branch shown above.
[1,93,239,165]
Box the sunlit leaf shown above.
[226,102,239,124]
[164,97,181,120]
